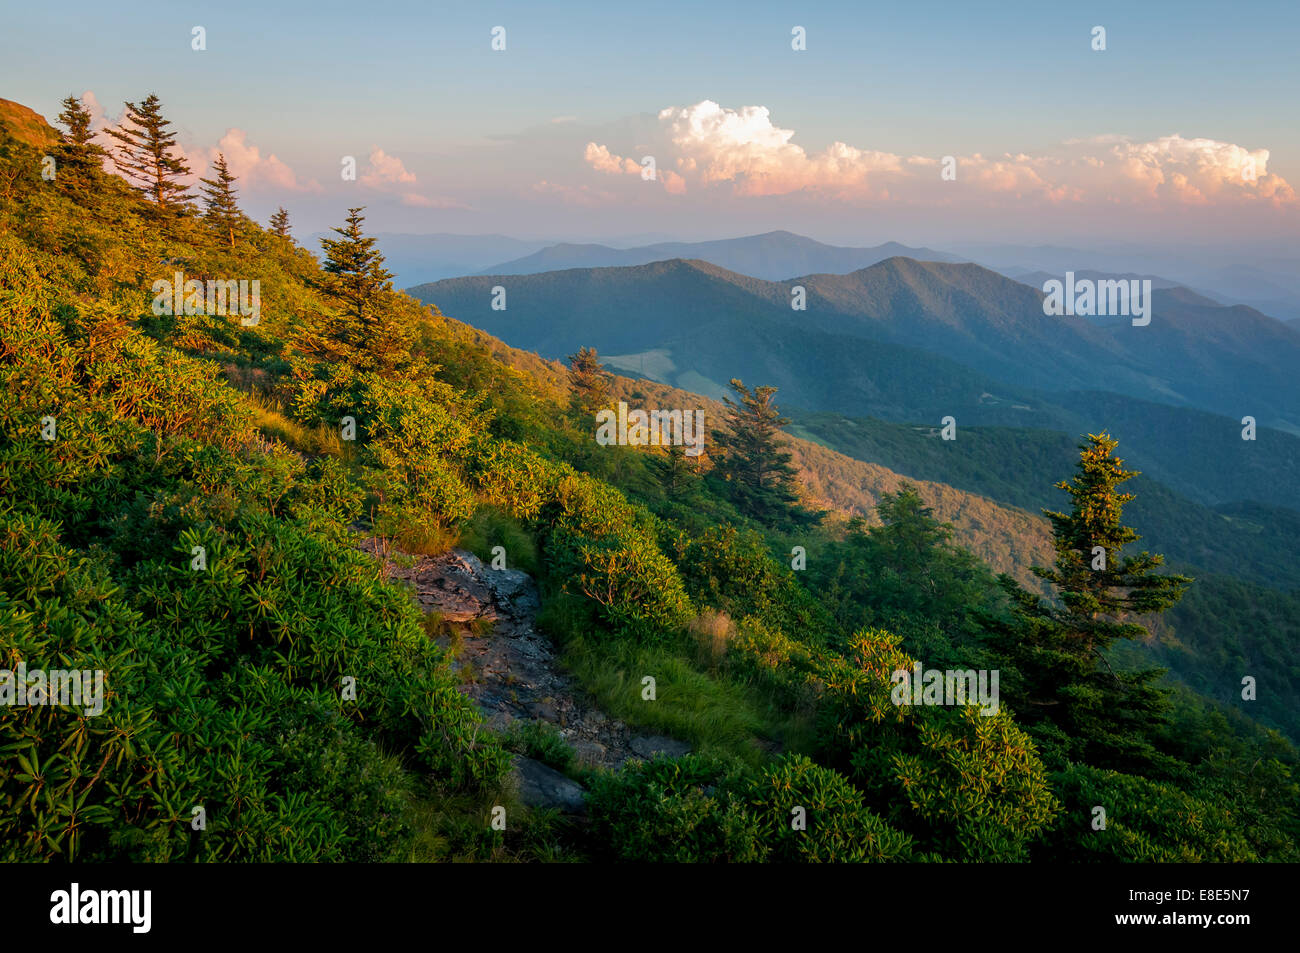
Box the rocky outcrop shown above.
[361,543,692,785]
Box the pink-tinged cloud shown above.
[87,87,321,195]
[208,128,321,192]
[361,148,417,187]
[584,100,1295,208]
[583,142,687,194]
[584,142,641,175]
[659,101,903,197]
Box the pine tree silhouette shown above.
[199,153,241,247]
[104,94,193,212]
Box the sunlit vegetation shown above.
[1,95,1294,862]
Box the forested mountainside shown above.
[410,256,1300,432]
[2,95,1296,863]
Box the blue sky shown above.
[3,0,1298,244]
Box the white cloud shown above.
[582,100,1295,208]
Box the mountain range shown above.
[477,230,962,278]
[409,255,1300,434]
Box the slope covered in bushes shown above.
[1,97,1295,863]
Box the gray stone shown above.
[528,699,559,722]
[489,568,537,607]
[512,756,587,814]
[570,739,608,766]
[629,735,692,760]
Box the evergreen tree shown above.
[104,94,193,212]
[199,153,241,247]
[651,441,700,498]
[567,346,611,414]
[54,94,106,196]
[711,378,804,523]
[993,433,1192,774]
[816,483,1001,639]
[269,206,291,238]
[1033,433,1190,644]
[320,207,394,317]
[319,207,408,366]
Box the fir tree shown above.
[712,378,805,523]
[651,441,701,498]
[994,433,1192,774]
[269,206,291,239]
[199,153,241,247]
[567,346,611,414]
[319,207,407,365]
[320,206,394,320]
[54,94,107,196]
[104,94,193,212]
[1033,433,1190,643]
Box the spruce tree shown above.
[104,94,193,212]
[712,378,803,522]
[1033,433,1190,644]
[269,206,291,238]
[994,433,1191,774]
[54,95,107,197]
[651,441,700,498]
[319,207,408,365]
[567,346,611,414]
[199,153,241,247]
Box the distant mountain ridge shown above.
[478,229,963,279]
[410,255,1300,433]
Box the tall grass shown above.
[539,596,811,766]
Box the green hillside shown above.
[2,95,1296,864]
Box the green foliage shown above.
[0,100,1293,864]
[993,435,1190,775]
[458,505,540,575]
[587,754,912,862]
[674,524,831,637]
[817,629,1059,861]
[810,482,1004,641]
[711,378,815,526]
[103,94,193,213]
[503,721,575,776]
[587,756,765,862]
[1041,764,1259,862]
[566,345,611,415]
[199,152,242,247]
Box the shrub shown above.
[817,628,1059,861]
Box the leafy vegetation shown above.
[0,95,1294,863]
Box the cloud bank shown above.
[583,100,1295,208]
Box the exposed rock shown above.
[512,756,587,814]
[569,740,608,767]
[528,699,559,723]
[629,735,692,760]
[361,539,691,774]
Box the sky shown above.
[3,0,1298,247]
